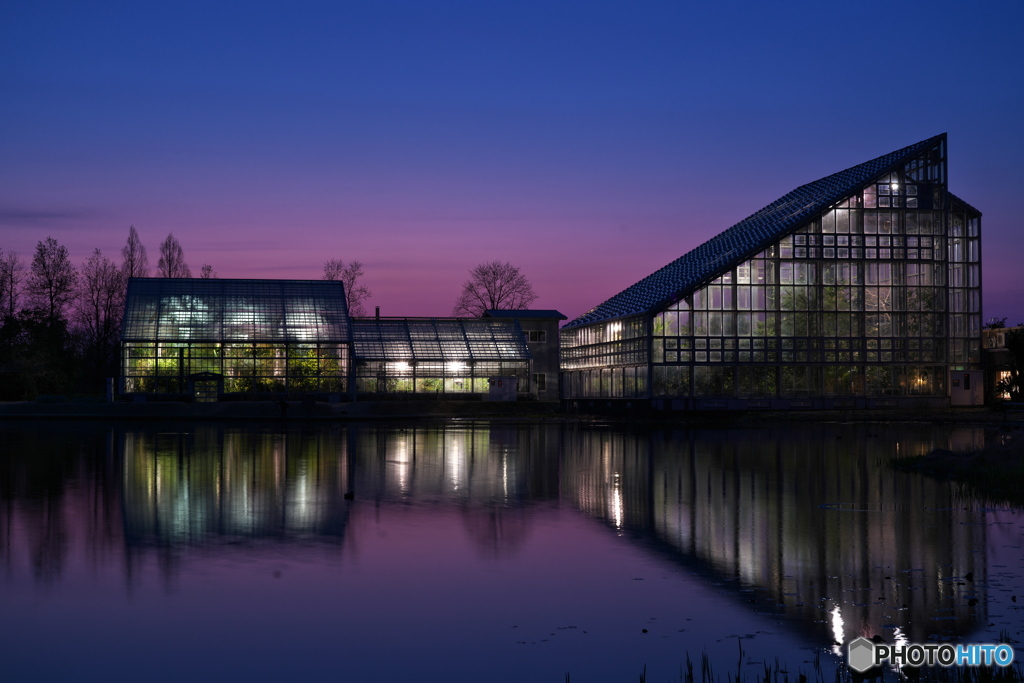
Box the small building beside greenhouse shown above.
[482,309,567,401]
[561,134,983,411]
[983,325,1024,404]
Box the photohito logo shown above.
[847,637,1015,672]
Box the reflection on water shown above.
[126,424,564,552]
[562,424,987,647]
[0,420,1012,680]
[124,427,353,544]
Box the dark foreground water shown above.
[1,419,1022,682]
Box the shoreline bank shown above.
[0,400,1019,425]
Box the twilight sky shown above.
[2,0,1023,322]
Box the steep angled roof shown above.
[565,134,947,329]
[122,278,350,342]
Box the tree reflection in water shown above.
[0,420,1000,678]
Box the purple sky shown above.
[2,1,1023,322]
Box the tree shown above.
[121,225,149,279]
[0,248,25,318]
[322,259,372,316]
[0,308,76,398]
[200,264,217,279]
[76,248,126,374]
[27,237,77,323]
[452,260,537,317]
[157,233,191,278]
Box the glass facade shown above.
[351,318,531,395]
[561,316,648,398]
[123,341,348,393]
[562,137,982,404]
[121,279,350,394]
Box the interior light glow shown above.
[446,436,462,490]
[830,604,845,657]
[893,626,909,649]
[611,472,623,531]
[446,361,466,374]
[393,438,410,492]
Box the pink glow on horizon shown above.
[2,1,1022,323]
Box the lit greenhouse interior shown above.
[121,279,350,395]
[351,318,531,394]
[562,134,982,405]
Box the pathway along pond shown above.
[1,420,1022,682]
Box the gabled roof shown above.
[121,278,350,342]
[483,309,567,320]
[565,134,947,329]
[350,318,531,362]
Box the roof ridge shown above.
[565,134,948,328]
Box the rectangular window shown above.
[527,330,546,343]
[997,371,1011,399]
[533,373,546,391]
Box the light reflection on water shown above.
[561,424,989,646]
[0,420,1018,682]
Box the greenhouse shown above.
[561,134,983,410]
[121,278,350,398]
[351,317,531,395]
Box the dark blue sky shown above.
[2,0,1022,320]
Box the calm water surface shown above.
[2,419,1022,682]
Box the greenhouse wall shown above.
[121,279,351,399]
[561,135,982,409]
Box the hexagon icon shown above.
[848,637,876,673]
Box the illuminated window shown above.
[997,371,1011,400]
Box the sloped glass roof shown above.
[351,318,531,361]
[565,134,948,329]
[122,278,350,342]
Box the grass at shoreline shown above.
[566,648,1024,683]
[893,431,1024,506]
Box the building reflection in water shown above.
[347,423,560,557]
[122,425,353,545]
[561,423,987,647]
[120,422,561,559]
[0,420,992,653]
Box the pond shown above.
[1,419,1021,682]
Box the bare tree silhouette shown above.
[452,260,537,317]
[121,225,149,278]
[322,259,371,316]
[157,233,191,278]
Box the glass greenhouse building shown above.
[122,278,351,397]
[351,317,531,396]
[561,134,982,410]
[121,280,534,400]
